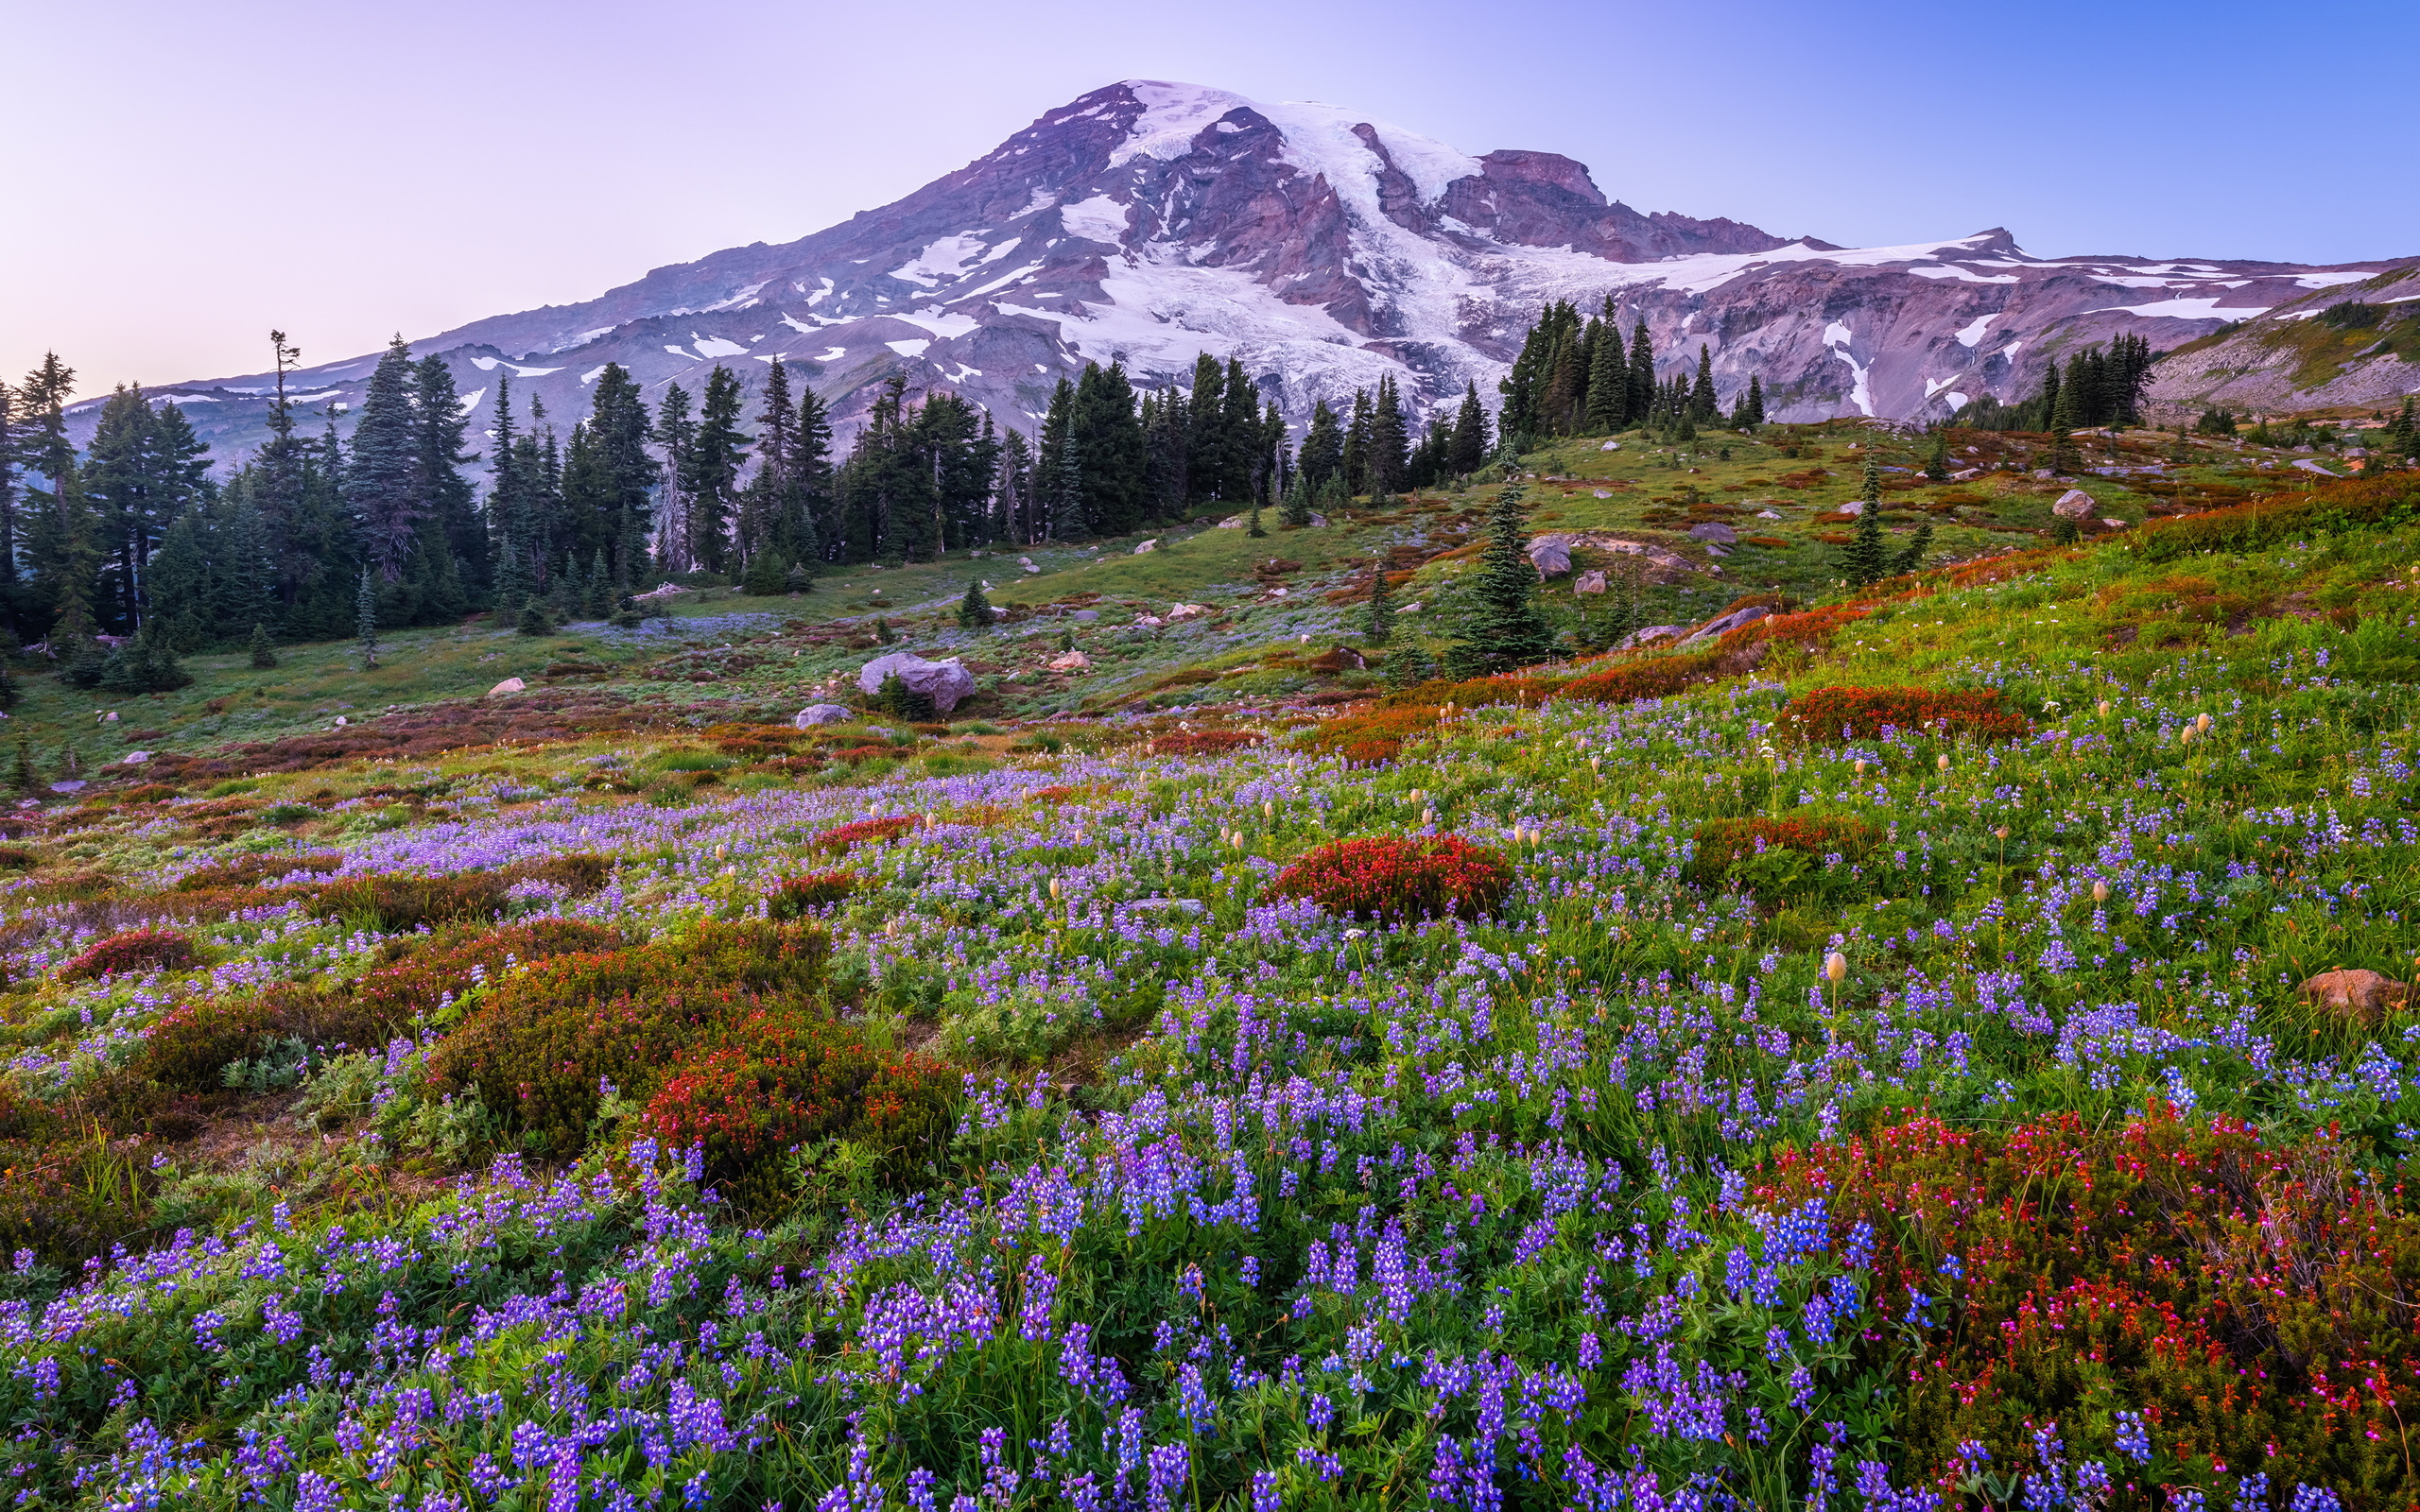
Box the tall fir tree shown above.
[1584,312,1628,433]
[1448,481,1559,676]
[1298,401,1345,491]
[1627,320,1657,428]
[349,336,424,581]
[685,366,750,575]
[413,353,486,607]
[1364,552,1393,644]
[653,383,699,571]
[1688,345,1720,422]
[1365,376,1409,500]
[1450,382,1492,477]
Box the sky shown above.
[8,0,2414,394]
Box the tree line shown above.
[1950,335,2156,433]
[1498,298,1767,446]
[0,334,1526,662]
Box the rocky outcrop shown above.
[856,653,976,713]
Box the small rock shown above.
[333,716,348,728]
[1593,490,1612,499]
[102,711,119,723]
[488,678,527,696]
[1757,509,1783,519]
[1305,512,1330,528]
[1688,522,1738,544]
[794,704,855,729]
[1599,440,1621,451]
[1167,603,1209,621]
[1216,515,1245,529]
[1704,543,1731,558]
[2100,517,2130,530]
[1267,587,1289,598]
[48,781,85,794]
[2051,490,2098,520]
[1682,604,1772,644]
[1020,558,1041,574]
[1134,614,1165,627]
[1950,467,1983,481]
[1047,651,1090,672]
[123,750,150,765]
[2298,969,2409,1024]
[1574,570,1608,595]
[1395,601,1422,614]
[1838,500,1868,517]
[1134,539,1159,554]
[1070,609,1098,622]
[1620,626,1683,648]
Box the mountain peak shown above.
[119,83,2407,466]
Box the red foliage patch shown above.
[1268,835,1513,925]
[1782,685,2028,742]
[1754,1109,2420,1508]
[767,870,860,919]
[813,816,920,851]
[637,1001,957,1195]
[59,928,202,982]
[1297,705,1448,765]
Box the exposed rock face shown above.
[1527,537,1574,577]
[103,80,2415,465]
[856,652,976,712]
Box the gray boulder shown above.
[1528,536,1574,577]
[2051,489,2098,520]
[794,703,856,728]
[1681,604,1772,644]
[856,652,977,713]
[1688,521,1738,544]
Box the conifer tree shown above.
[1342,389,1373,498]
[958,577,994,630]
[741,548,787,597]
[250,623,277,668]
[517,594,551,637]
[1280,470,1314,528]
[1585,317,1628,433]
[1364,554,1393,644]
[1450,383,1492,476]
[1246,496,1267,538]
[350,337,424,582]
[1448,482,1558,677]
[1688,345,1720,422]
[1299,401,1345,491]
[1924,427,1950,481]
[1892,520,1934,576]
[1365,376,1408,500]
[355,566,380,666]
[1861,456,1883,505]
[1627,321,1657,429]
[413,353,486,603]
[687,366,750,575]
[1736,374,1767,428]
[1838,485,1889,588]
[9,740,34,794]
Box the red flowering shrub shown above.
[1555,649,1726,705]
[59,928,203,982]
[814,815,920,850]
[1149,730,1260,757]
[352,918,627,1025]
[767,869,859,919]
[428,919,832,1155]
[1268,835,1513,924]
[310,872,511,929]
[1782,685,2028,743]
[1299,706,1450,765]
[1754,1109,2420,1508]
[637,1002,958,1200]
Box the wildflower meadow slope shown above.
[1,489,2418,1511]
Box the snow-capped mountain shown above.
[98,79,2415,461]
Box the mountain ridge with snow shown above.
[90,79,2418,462]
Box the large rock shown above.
[794,703,856,728]
[856,652,977,713]
[487,678,526,696]
[1574,570,1608,594]
[1528,536,1574,577]
[1681,603,1772,644]
[1047,650,1091,672]
[2052,489,2098,520]
[2298,969,2409,1024]
[1688,521,1738,544]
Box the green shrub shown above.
[767,870,859,919]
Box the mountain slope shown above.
[95,80,2414,461]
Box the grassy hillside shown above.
[0,441,2414,1510]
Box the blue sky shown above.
[8,0,2412,390]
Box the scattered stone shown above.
[1619,625,1683,648]
[1070,609,1099,622]
[332,716,348,728]
[1599,440,1621,451]
[1593,490,1612,499]
[1134,539,1159,554]
[794,704,855,728]
[1395,602,1422,614]
[632,581,689,602]
[123,750,151,765]
[487,678,527,696]
[1575,570,1608,595]
[1757,509,1784,519]
[1167,603,1209,621]
[1305,512,1330,528]
[1704,543,1731,558]
[1134,614,1165,627]
[101,711,119,723]
[1681,604,1772,644]
[1950,467,1984,481]
[2298,969,2410,1024]
[2052,490,2098,520]
[2100,517,2130,530]
[1528,536,1575,577]
[1216,514,1245,529]
[49,781,85,794]
[1688,521,1738,544]
[1020,557,1041,573]
[856,651,977,712]
[1047,650,1090,672]
[1838,500,1868,516]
